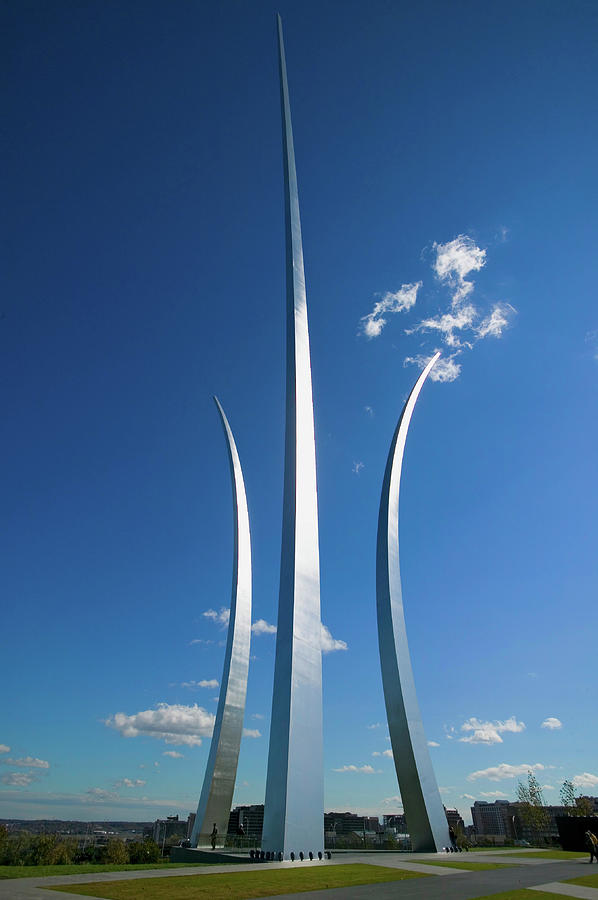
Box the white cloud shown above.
[251,714,264,720]
[541,717,562,731]
[2,756,50,769]
[243,729,261,739]
[162,751,184,758]
[333,764,380,774]
[0,745,10,753]
[428,741,440,748]
[367,723,381,730]
[189,638,214,645]
[203,608,230,627]
[480,791,509,798]
[433,235,486,304]
[320,623,348,653]
[475,304,512,339]
[2,772,40,787]
[381,795,403,809]
[352,461,364,475]
[404,353,462,383]
[180,679,219,690]
[585,329,598,360]
[360,282,421,338]
[86,788,119,803]
[105,703,215,747]
[572,773,598,789]
[364,406,374,417]
[468,763,548,782]
[372,749,393,758]
[459,716,525,745]
[251,619,277,635]
[462,794,476,801]
[116,778,146,788]
[407,304,477,348]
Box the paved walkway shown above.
[0,850,596,900]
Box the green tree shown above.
[100,838,130,864]
[128,838,161,863]
[560,779,577,811]
[517,770,550,844]
[560,779,594,817]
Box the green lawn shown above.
[0,862,208,880]
[47,863,428,899]
[566,870,598,888]
[509,850,586,860]
[417,859,512,870]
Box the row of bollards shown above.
[249,849,332,862]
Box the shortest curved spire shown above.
[190,398,252,847]
[376,353,449,852]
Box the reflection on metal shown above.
[262,15,324,858]
[376,353,449,853]
[190,397,252,848]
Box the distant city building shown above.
[324,812,375,836]
[444,807,465,832]
[383,813,407,832]
[227,805,264,840]
[471,800,510,836]
[151,815,186,844]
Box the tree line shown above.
[0,827,162,867]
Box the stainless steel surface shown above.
[262,15,324,858]
[190,397,252,847]
[376,353,450,852]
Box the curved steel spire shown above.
[190,397,252,847]
[376,353,449,852]
[262,15,324,858]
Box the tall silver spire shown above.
[376,353,449,852]
[262,15,324,858]
[190,397,252,847]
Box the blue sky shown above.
[2,0,597,826]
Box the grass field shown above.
[0,862,208,880]
[566,870,598,888]
[48,863,428,899]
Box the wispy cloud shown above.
[352,461,364,475]
[162,751,184,758]
[333,764,380,774]
[432,234,486,304]
[572,773,598,788]
[459,716,525,745]
[0,745,10,753]
[203,608,230,627]
[364,406,374,417]
[428,741,440,748]
[541,717,562,730]
[360,282,421,338]
[105,703,215,747]
[480,790,509,798]
[242,729,261,739]
[251,619,277,635]
[180,679,219,690]
[404,352,462,383]
[115,778,146,788]
[189,638,214,646]
[320,623,348,653]
[1,772,40,787]
[1,756,50,769]
[585,330,598,360]
[362,233,515,382]
[367,723,381,730]
[251,713,264,720]
[468,762,549,782]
